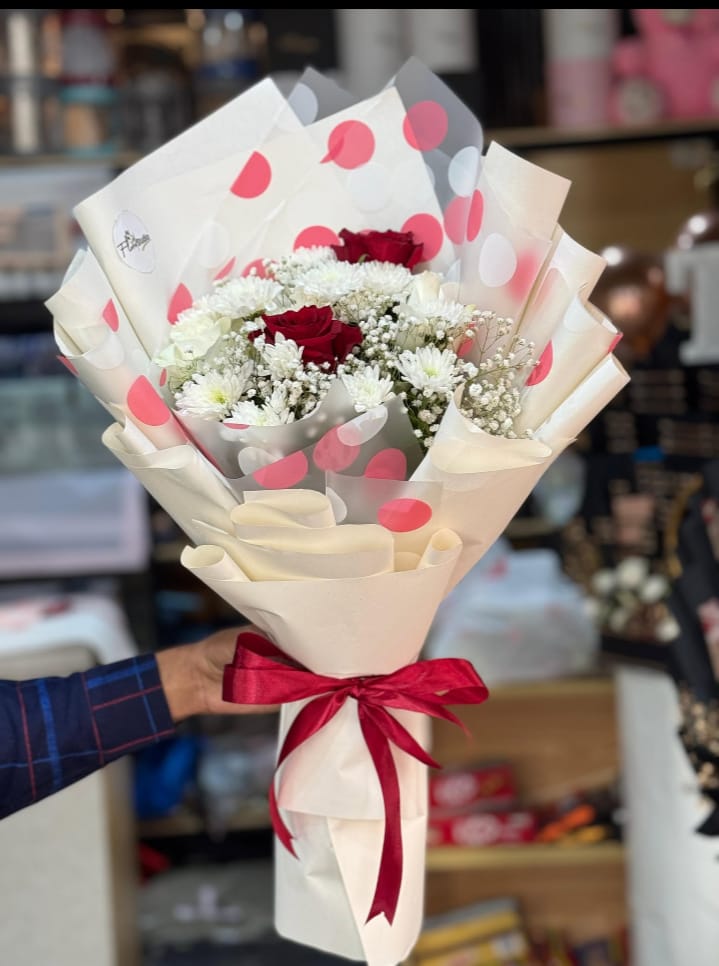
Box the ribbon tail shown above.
[359,708,403,926]
[268,779,296,858]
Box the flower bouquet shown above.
[47,58,628,966]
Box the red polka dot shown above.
[294,226,341,251]
[127,375,172,426]
[467,190,484,242]
[443,196,471,245]
[253,450,308,489]
[364,449,407,481]
[214,256,236,281]
[321,120,375,169]
[241,258,268,278]
[609,332,623,353]
[525,341,553,387]
[167,283,193,324]
[158,368,167,387]
[401,214,443,261]
[403,101,448,152]
[102,299,119,331]
[507,250,540,302]
[313,426,360,472]
[231,151,272,198]
[378,498,433,532]
[57,355,77,375]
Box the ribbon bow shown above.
[222,631,489,925]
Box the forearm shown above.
[0,655,175,820]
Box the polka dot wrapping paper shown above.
[46,59,629,966]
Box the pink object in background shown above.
[634,9,715,119]
[543,9,620,129]
[608,37,664,126]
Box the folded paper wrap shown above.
[48,57,629,966]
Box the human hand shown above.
[156,625,278,722]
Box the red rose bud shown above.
[251,305,363,368]
[332,228,424,268]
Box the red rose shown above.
[332,228,424,268]
[251,305,363,369]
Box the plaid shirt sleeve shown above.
[0,654,176,820]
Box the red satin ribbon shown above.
[222,630,489,925]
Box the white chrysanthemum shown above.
[291,260,361,305]
[155,301,230,366]
[229,385,293,426]
[210,276,284,320]
[175,364,252,419]
[398,294,471,331]
[341,364,395,411]
[260,333,304,378]
[357,261,413,299]
[396,346,458,392]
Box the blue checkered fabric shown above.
[0,654,175,819]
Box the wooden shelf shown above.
[427,842,624,872]
[426,673,625,945]
[488,116,719,151]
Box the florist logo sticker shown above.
[113,211,154,273]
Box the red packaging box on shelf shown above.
[428,809,539,847]
[428,762,517,812]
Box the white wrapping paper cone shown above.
[102,423,237,541]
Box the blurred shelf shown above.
[138,802,271,838]
[0,150,142,169]
[426,842,624,872]
[488,116,719,151]
[486,675,614,700]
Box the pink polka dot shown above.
[102,299,119,331]
[294,226,341,251]
[403,101,448,152]
[241,258,268,278]
[167,283,193,324]
[444,196,471,245]
[159,368,167,387]
[467,190,484,242]
[609,332,623,353]
[313,426,360,472]
[230,151,272,198]
[321,120,375,169]
[364,449,407,481]
[253,450,308,489]
[401,213,443,261]
[57,355,77,375]
[224,422,249,430]
[507,250,540,302]
[378,498,433,532]
[127,375,172,426]
[214,256,236,281]
[525,341,553,387]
